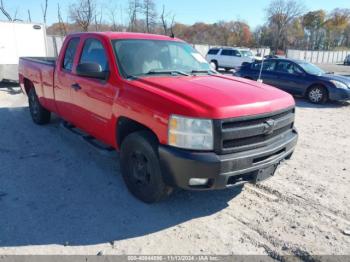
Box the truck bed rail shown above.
[20,57,56,66]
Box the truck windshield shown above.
[112,39,211,78]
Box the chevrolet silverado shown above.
[19,32,298,203]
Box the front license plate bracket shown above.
[254,164,278,183]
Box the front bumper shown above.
[159,129,298,190]
[329,88,350,101]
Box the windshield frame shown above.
[111,39,211,79]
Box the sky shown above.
[1,0,350,29]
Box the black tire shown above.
[210,60,218,71]
[225,68,231,72]
[28,88,51,124]
[306,85,328,104]
[120,131,173,203]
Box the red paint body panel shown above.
[18,32,295,149]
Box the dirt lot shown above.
[0,66,350,257]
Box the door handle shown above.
[71,83,81,91]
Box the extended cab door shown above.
[54,37,81,123]
[69,36,116,144]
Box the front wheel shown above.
[28,88,51,124]
[210,60,218,71]
[307,85,328,104]
[120,131,173,203]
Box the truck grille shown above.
[213,107,295,154]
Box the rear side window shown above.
[221,49,234,56]
[232,50,241,57]
[221,49,241,57]
[63,38,80,71]
[208,49,219,55]
[276,61,303,75]
[251,61,276,72]
[79,38,109,71]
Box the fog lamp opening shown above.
[189,178,209,186]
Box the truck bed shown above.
[18,56,57,113]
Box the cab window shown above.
[78,38,109,72]
[62,38,80,71]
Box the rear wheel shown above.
[28,88,51,124]
[120,131,173,203]
[307,85,328,104]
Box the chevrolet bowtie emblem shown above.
[263,119,275,135]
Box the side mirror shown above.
[76,63,109,80]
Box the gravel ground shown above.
[0,69,350,257]
[315,63,350,76]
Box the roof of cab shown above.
[67,32,184,42]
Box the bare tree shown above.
[0,0,12,21]
[27,9,31,22]
[128,0,141,31]
[266,0,304,51]
[57,3,67,36]
[142,0,157,33]
[69,0,95,32]
[13,8,22,21]
[160,5,175,35]
[169,14,175,37]
[41,0,48,24]
[94,6,103,31]
[108,4,126,31]
[109,8,118,31]
[160,5,167,34]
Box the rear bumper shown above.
[329,88,350,101]
[159,129,298,190]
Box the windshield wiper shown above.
[145,70,190,76]
[191,69,217,75]
[126,74,139,80]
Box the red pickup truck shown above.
[18,32,298,203]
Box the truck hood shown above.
[133,74,295,119]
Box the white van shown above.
[205,47,255,71]
[0,21,47,82]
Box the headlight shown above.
[330,80,349,89]
[168,115,213,150]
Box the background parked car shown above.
[235,58,350,103]
[344,54,350,65]
[205,47,255,71]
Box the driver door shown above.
[70,36,116,144]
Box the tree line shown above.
[1,0,350,52]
